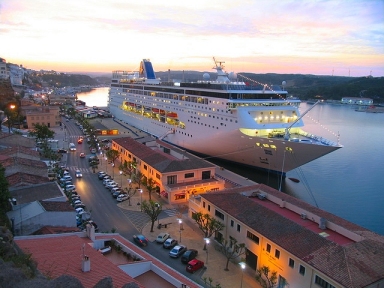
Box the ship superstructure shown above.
[108,58,342,174]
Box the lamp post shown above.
[119,170,123,187]
[139,189,143,211]
[204,238,210,264]
[6,104,16,133]
[239,262,246,288]
[104,157,107,173]
[178,219,183,243]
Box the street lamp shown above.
[119,170,123,187]
[104,157,107,173]
[204,238,210,264]
[6,104,16,133]
[178,219,183,243]
[139,189,143,211]
[239,262,246,288]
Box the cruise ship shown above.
[108,58,342,174]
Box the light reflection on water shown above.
[78,89,384,235]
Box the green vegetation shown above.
[216,236,246,271]
[255,265,278,288]
[141,200,162,232]
[192,212,225,249]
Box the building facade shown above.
[23,105,61,128]
[112,137,225,204]
[188,185,384,288]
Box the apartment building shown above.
[112,137,225,204]
[188,184,384,288]
[23,105,61,128]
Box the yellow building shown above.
[112,137,225,204]
[188,184,384,288]
[23,105,61,128]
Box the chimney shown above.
[81,244,91,272]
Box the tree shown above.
[192,212,225,249]
[0,163,11,213]
[123,186,137,206]
[106,149,120,178]
[217,236,246,271]
[28,123,55,141]
[141,200,162,232]
[143,177,156,201]
[134,171,144,189]
[255,265,278,288]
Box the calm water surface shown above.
[78,88,384,235]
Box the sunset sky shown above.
[1,0,383,77]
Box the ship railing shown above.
[297,131,338,146]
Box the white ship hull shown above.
[108,59,342,174]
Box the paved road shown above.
[62,117,203,283]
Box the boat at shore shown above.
[108,58,342,174]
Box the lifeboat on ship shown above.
[166,112,178,118]
[152,108,160,113]
[124,101,130,106]
[159,110,166,115]
[129,103,136,107]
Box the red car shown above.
[186,259,204,273]
[78,139,83,144]
[79,153,85,158]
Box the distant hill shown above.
[156,71,384,102]
[17,69,384,104]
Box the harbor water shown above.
[78,88,384,235]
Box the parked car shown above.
[133,234,148,247]
[107,183,119,191]
[74,203,86,209]
[98,172,106,179]
[169,245,187,258]
[60,180,72,188]
[60,175,72,182]
[186,259,204,273]
[75,207,85,215]
[65,185,76,192]
[163,238,178,249]
[181,249,198,264]
[156,232,170,244]
[75,170,82,178]
[116,193,129,202]
[112,189,123,198]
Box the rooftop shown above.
[15,232,201,288]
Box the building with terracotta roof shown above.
[188,184,384,288]
[0,145,40,160]
[0,133,35,148]
[15,230,202,288]
[2,156,48,177]
[112,137,225,204]
[22,105,60,128]
[7,200,76,236]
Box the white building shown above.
[341,97,373,105]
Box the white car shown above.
[65,185,76,192]
[156,232,170,243]
[75,170,82,178]
[75,207,85,215]
[116,194,129,202]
